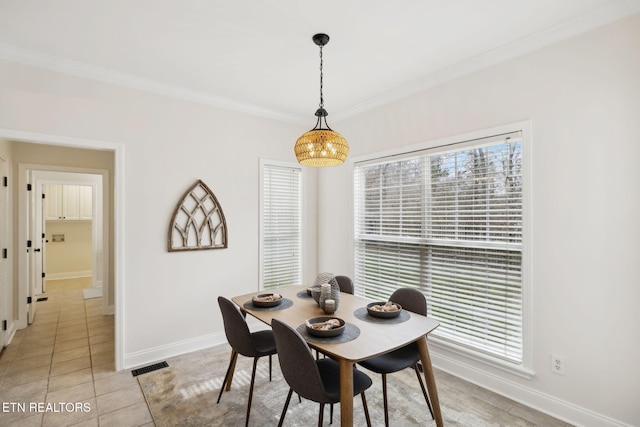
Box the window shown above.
[354,131,524,364]
[260,161,302,290]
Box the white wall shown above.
[0,59,317,367]
[45,220,92,278]
[318,13,640,427]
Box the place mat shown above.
[296,323,360,344]
[243,298,293,312]
[296,290,313,299]
[353,307,410,324]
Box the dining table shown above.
[231,285,443,427]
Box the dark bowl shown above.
[366,301,402,318]
[305,316,345,337]
[252,293,283,308]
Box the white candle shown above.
[324,299,335,313]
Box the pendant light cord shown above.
[319,44,324,109]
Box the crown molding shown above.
[0,42,304,125]
[1,1,638,126]
[331,1,640,122]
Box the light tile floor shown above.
[0,278,572,427]
[0,277,152,427]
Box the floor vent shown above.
[131,361,169,377]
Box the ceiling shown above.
[1,0,639,125]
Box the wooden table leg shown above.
[225,349,238,391]
[339,358,354,427]
[416,337,443,427]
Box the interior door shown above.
[0,156,7,346]
[35,182,45,295]
[26,171,38,324]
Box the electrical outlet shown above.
[551,353,565,375]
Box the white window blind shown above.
[354,132,524,363]
[261,163,302,290]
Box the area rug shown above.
[136,344,556,427]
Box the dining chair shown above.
[217,296,277,427]
[335,275,355,294]
[271,319,373,427]
[357,288,434,427]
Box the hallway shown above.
[0,278,151,426]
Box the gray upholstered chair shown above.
[217,296,277,427]
[335,275,355,294]
[271,318,372,427]
[357,288,434,426]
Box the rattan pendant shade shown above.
[295,33,349,167]
[294,124,349,167]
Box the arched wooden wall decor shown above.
[168,180,228,252]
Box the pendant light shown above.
[294,33,349,167]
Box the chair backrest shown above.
[335,275,354,294]
[271,319,328,403]
[389,288,427,316]
[218,296,257,357]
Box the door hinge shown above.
[42,193,45,199]
[2,320,6,331]
[27,183,32,191]
[3,176,6,187]
[27,296,32,304]
[42,233,45,239]
[2,248,6,259]
[42,272,46,278]
[27,240,32,248]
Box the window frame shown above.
[259,159,303,291]
[351,121,533,377]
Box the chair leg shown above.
[382,373,389,427]
[277,388,293,427]
[217,350,238,403]
[318,403,325,427]
[361,391,372,427]
[245,357,259,427]
[225,349,238,391]
[413,363,434,419]
[269,354,273,381]
[329,403,333,424]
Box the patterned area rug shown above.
[137,344,558,427]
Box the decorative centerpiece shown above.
[313,273,340,312]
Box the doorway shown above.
[20,166,108,328]
[40,174,105,311]
[1,127,124,371]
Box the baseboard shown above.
[47,271,92,280]
[431,350,632,427]
[123,331,227,370]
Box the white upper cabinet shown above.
[44,184,92,220]
[78,186,93,220]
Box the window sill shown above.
[428,336,535,380]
